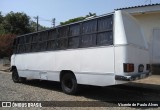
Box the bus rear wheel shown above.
[12,69,26,83]
[61,73,78,95]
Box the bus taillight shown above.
[123,63,134,72]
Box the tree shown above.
[1,11,34,35]
[0,12,3,23]
[60,12,96,25]
[30,21,49,31]
[0,12,5,34]
[60,17,85,25]
[86,12,96,18]
[0,11,50,58]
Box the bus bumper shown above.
[115,72,151,81]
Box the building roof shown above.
[115,3,160,10]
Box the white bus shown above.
[11,10,151,94]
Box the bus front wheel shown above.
[61,73,78,95]
[12,69,26,83]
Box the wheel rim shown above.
[63,79,73,90]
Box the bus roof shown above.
[17,12,114,38]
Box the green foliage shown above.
[0,12,3,24]
[1,11,34,35]
[30,21,49,31]
[86,12,96,18]
[0,11,50,58]
[60,12,96,25]
[60,17,85,25]
[0,12,5,34]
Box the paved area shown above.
[0,71,160,110]
[134,75,160,85]
[0,64,10,72]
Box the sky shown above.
[0,0,160,27]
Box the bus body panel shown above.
[114,10,147,48]
[115,45,149,76]
[114,11,150,84]
[11,46,115,86]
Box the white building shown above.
[116,4,160,74]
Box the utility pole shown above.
[34,16,39,31]
[52,18,55,28]
[150,0,152,4]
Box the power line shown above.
[32,16,59,27]
[145,0,152,4]
[38,17,52,22]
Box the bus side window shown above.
[32,34,38,43]
[68,23,80,48]
[98,16,113,31]
[58,26,68,38]
[48,29,57,40]
[97,32,113,45]
[68,37,79,48]
[39,31,48,42]
[81,34,96,47]
[13,38,17,53]
[97,15,113,46]
[19,36,25,44]
[39,41,47,51]
[25,35,32,44]
[31,43,39,52]
[69,24,80,36]
[82,20,97,34]
[56,38,68,49]
[25,44,31,53]
[47,40,56,50]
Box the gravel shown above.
[0,72,160,110]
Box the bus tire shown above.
[12,69,26,83]
[61,73,78,95]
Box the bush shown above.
[0,34,16,58]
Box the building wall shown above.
[133,12,160,44]
[133,12,160,63]
[132,12,160,74]
[121,5,160,48]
